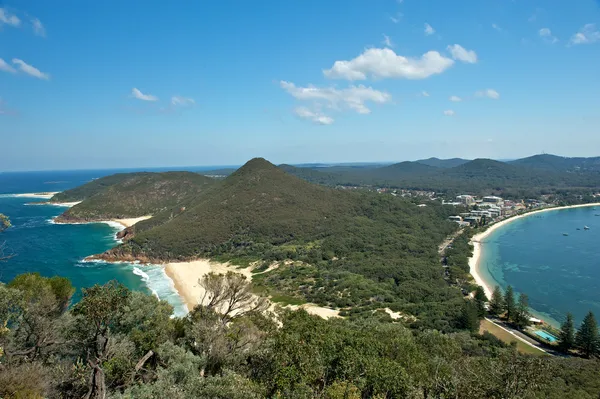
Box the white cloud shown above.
[447,44,478,64]
[294,107,334,125]
[323,48,455,81]
[280,81,391,116]
[424,23,435,36]
[31,17,46,37]
[131,88,158,101]
[389,12,403,24]
[171,96,195,106]
[475,89,500,99]
[0,58,16,74]
[539,28,558,44]
[0,8,21,27]
[492,23,502,32]
[449,95,461,102]
[11,59,49,79]
[570,24,600,45]
[421,91,430,97]
[443,110,455,116]
[382,34,393,48]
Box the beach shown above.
[469,202,600,299]
[164,259,340,318]
[13,192,59,199]
[112,215,152,228]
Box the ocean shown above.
[0,167,231,316]
[478,205,600,326]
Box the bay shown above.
[478,205,600,326]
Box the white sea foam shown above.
[134,265,188,317]
[133,266,150,282]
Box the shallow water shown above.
[0,170,190,316]
[478,206,600,326]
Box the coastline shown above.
[469,202,600,300]
[163,259,341,318]
[13,192,59,199]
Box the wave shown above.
[133,265,188,317]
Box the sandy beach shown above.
[14,192,59,199]
[469,202,600,299]
[164,259,340,318]
[111,215,152,228]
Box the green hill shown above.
[510,154,600,173]
[416,157,470,168]
[55,172,215,222]
[103,158,461,326]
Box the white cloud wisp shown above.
[12,59,49,79]
[131,88,158,101]
[570,24,600,45]
[323,48,455,80]
[447,44,478,64]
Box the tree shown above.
[576,311,600,358]
[513,293,530,330]
[474,286,488,319]
[489,286,505,316]
[71,281,131,399]
[458,301,480,332]
[558,313,575,353]
[504,285,515,322]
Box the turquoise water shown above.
[479,206,600,326]
[0,170,193,316]
[534,330,558,342]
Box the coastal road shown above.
[438,228,464,255]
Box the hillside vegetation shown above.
[54,172,215,221]
[2,273,600,399]
[94,159,461,327]
[283,156,600,198]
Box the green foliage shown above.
[504,285,516,322]
[55,171,215,221]
[284,157,600,198]
[2,274,600,398]
[96,158,462,328]
[513,293,531,330]
[458,300,481,332]
[576,311,600,358]
[558,313,575,353]
[489,286,505,316]
[474,286,487,319]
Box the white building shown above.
[456,195,476,205]
[482,196,503,204]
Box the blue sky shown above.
[1,0,600,171]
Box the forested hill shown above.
[283,156,600,197]
[416,157,470,168]
[509,154,600,173]
[53,172,215,222]
[98,158,462,328]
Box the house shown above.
[448,216,463,223]
[482,196,503,204]
[463,216,481,225]
[456,195,475,205]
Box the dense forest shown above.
[2,273,600,399]
[53,172,215,222]
[76,159,463,328]
[199,154,600,199]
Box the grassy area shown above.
[480,319,546,356]
[269,293,307,306]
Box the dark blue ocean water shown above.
[0,168,227,316]
[479,206,600,326]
